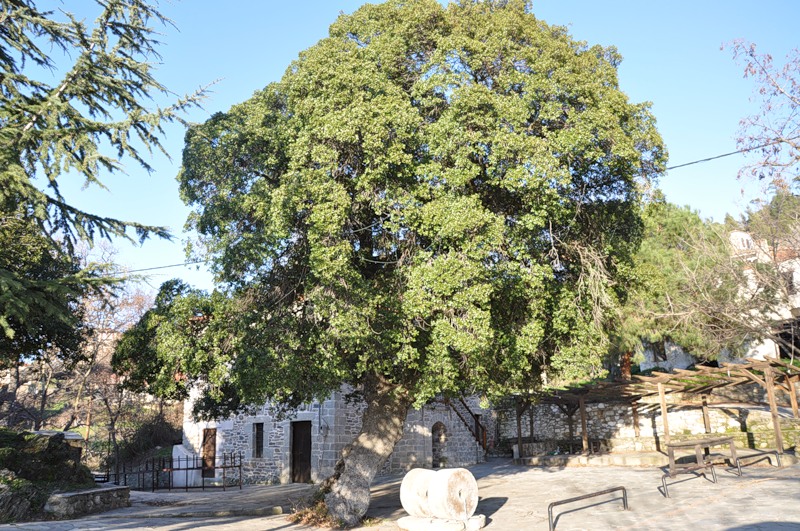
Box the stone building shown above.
[175,388,494,486]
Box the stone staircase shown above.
[447,397,488,452]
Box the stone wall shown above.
[378,398,488,475]
[43,485,129,519]
[181,388,491,485]
[499,383,800,455]
[183,392,340,485]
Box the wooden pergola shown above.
[514,358,800,456]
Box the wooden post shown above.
[789,377,799,419]
[701,394,711,457]
[632,401,640,438]
[579,397,589,454]
[764,366,784,453]
[658,383,670,445]
[701,395,711,434]
[515,398,524,459]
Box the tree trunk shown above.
[323,376,412,527]
[4,364,21,427]
[34,362,54,431]
[63,358,95,431]
[620,350,632,380]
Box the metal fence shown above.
[97,452,243,492]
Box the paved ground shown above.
[2,456,800,530]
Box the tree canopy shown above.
[0,212,88,369]
[120,0,665,524]
[113,279,229,402]
[613,198,766,365]
[0,0,204,341]
[174,0,663,406]
[745,190,800,262]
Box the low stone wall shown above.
[499,380,800,453]
[517,428,800,457]
[44,485,130,519]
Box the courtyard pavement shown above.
[1,456,799,530]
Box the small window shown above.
[253,422,264,458]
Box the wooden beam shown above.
[760,358,798,372]
[764,366,784,453]
[579,397,589,454]
[739,368,766,388]
[701,395,711,434]
[789,377,800,420]
[658,382,670,445]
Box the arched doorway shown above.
[432,422,447,468]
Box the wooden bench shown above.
[661,436,737,497]
[666,436,738,474]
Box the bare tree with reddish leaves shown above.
[730,40,800,189]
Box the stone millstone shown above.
[400,468,436,517]
[427,468,479,521]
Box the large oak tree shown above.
[123,0,665,524]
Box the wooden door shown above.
[202,428,216,478]
[291,421,312,483]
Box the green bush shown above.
[117,415,181,463]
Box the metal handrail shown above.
[547,486,628,531]
[735,449,783,476]
[101,452,243,491]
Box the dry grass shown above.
[288,498,345,529]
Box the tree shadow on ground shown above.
[477,496,507,522]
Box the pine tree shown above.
[0,0,205,340]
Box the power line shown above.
[114,138,798,275]
[120,258,208,275]
[666,136,800,171]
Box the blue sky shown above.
[56,1,800,291]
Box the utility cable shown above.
[114,258,208,275]
[113,138,799,274]
[666,135,800,171]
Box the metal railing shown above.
[99,452,243,491]
[735,449,783,475]
[548,486,628,531]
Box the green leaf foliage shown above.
[135,0,665,415]
[113,279,230,402]
[0,0,205,345]
[0,213,93,367]
[0,0,204,248]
